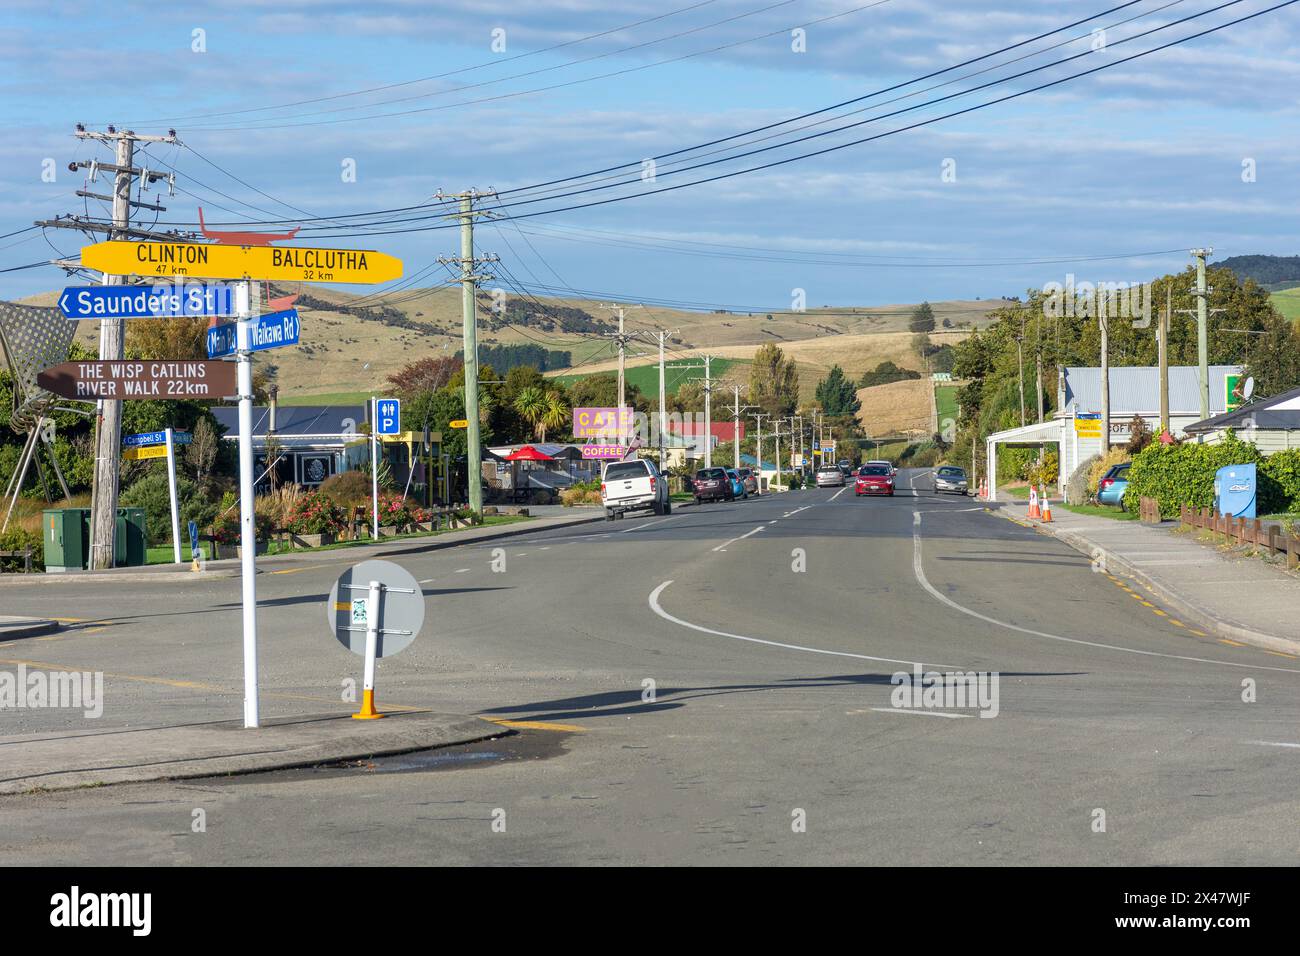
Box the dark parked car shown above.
[737,467,759,496]
[693,467,734,503]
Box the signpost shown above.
[119,427,187,563]
[370,398,401,541]
[74,237,402,730]
[81,241,403,284]
[58,283,235,321]
[326,560,424,720]
[36,360,237,401]
[206,309,300,359]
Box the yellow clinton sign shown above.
[122,444,168,461]
[80,241,403,284]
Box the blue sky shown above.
[3,0,1299,309]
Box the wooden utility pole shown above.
[436,189,497,513]
[1159,285,1171,435]
[1099,312,1110,455]
[43,127,178,568]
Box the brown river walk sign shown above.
[37,360,238,400]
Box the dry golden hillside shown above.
[856,378,936,437]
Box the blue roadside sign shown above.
[206,309,301,359]
[59,283,235,321]
[376,398,401,435]
[123,430,192,447]
[188,521,200,560]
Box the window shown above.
[604,461,649,481]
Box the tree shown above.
[814,365,860,416]
[539,391,570,443]
[387,356,462,397]
[909,301,936,333]
[513,387,547,440]
[184,416,220,494]
[859,361,921,388]
[748,344,799,417]
[567,373,648,412]
[125,316,208,361]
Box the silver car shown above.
[815,466,845,488]
[933,465,969,495]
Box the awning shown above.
[504,445,554,461]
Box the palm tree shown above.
[512,386,547,441]
[538,391,570,443]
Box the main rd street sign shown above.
[207,309,301,359]
[58,283,235,321]
[37,360,237,400]
[81,241,403,284]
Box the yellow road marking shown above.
[1139,600,1154,607]
[488,718,585,733]
[333,601,351,612]
[1219,639,1246,647]
[1265,650,1299,660]
[1151,608,1167,617]
[1190,629,1208,637]
[1169,619,1185,628]
[271,565,327,575]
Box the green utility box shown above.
[43,508,90,573]
[114,507,147,567]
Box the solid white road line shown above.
[830,487,847,501]
[623,516,676,533]
[869,707,971,719]
[1249,740,1300,749]
[711,525,765,552]
[910,509,1300,675]
[455,568,470,573]
[649,580,961,668]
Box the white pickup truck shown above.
[601,458,670,521]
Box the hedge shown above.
[1121,431,1298,518]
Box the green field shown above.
[551,357,745,395]
[279,390,371,407]
[1270,287,1300,322]
[934,384,960,432]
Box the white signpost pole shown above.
[165,427,181,564]
[356,579,382,720]
[235,281,261,729]
[370,396,380,541]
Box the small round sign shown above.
[326,559,424,658]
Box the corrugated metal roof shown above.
[211,405,366,438]
[1186,382,1300,433]
[1063,366,1241,416]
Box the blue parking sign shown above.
[376,398,400,435]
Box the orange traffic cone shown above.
[1041,485,1053,523]
[1028,484,1041,519]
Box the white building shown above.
[984,365,1242,501]
[1185,383,1300,451]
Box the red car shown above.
[855,464,894,497]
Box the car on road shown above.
[855,463,895,496]
[815,466,846,488]
[601,458,669,520]
[737,467,759,496]
[933,465,969,495]
[692,467,734,503]
[725,468,749,499]
[1097,462,1131,507]
[867,459,896,476]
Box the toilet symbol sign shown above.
[376,398,400,435]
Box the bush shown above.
[560,486,601,506]
[1066,455,1098,505]
[1025,450,1059,489]
[285,490,347,535]
[1260,448,1300,513]
[1088,447,1131,497]
[1122,431,1271,518]
[319,470,372,508]
[121,469,217,544]
[376,493,416,529]
[0,526,42,571]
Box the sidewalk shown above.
[0,711,505,795]
[0,509,605,585]
[1006,500,1300,655]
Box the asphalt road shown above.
[3,469,1300,865]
